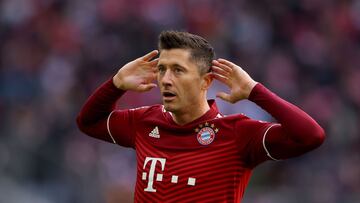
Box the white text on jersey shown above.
[142,157,196,193]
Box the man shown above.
[77,31,325,202]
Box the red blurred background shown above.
[0,0,359,202]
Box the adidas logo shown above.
[149,126,160,138]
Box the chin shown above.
[163,103,178,113]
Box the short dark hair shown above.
[158,31,215,75]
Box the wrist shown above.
[244,80,257,99]
[112,74,126,90]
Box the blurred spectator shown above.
[0,0,359,202]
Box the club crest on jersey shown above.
[194,122,219,145]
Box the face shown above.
[157,49,211,114]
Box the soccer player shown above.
[77,31,325,202]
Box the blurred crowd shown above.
[0,0,359,202]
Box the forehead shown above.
[158,49,194,68]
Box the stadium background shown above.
[0,0,359,202]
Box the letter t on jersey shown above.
[142,157,166,192]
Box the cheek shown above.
[180,80,202,99]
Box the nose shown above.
[160,69,173,87]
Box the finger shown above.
[212,60,233,72]
[216,91,233,103]
[141,50,159,61]
[217,58,237,68]
[146,64,158,74]
[148,58,159,67]
[137,83,157,92]
[212,65,230,77]
[210,72,231,87]
[144,72,158,84]
[150,67,158,74]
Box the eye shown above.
[174,67,182,73]
[158,65,165,73]
[173,65,185,74]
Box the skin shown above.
[113,49,257,125]
[156,49,212,124]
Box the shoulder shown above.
[235,115,274,136]
[215,113,251,122]
[218,113,272,131]
[129,104,164,117]
[210,113,251,130]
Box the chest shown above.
[134,121,246,191]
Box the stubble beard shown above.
[163,103,176,113]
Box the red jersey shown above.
[77,79,325,203]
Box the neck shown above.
[171,99,210,125]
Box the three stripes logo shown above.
[149,126,160,138]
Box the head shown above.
[157,30,215,114]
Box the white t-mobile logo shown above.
[142,157,166,192]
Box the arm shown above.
[211,59,325,160]
[247,83,325,160]
[76,50,159,147]
[76,79,126,144]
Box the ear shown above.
[201,72,213,90]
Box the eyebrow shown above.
[173,63,186,70]
[157,63,187,70]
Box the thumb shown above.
[137,83,157,92]
[216,91,233,103]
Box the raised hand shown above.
[211,59,257,103]
[113,50,159,92]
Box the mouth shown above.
[162,91,177,102]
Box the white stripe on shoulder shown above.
[215,113,223,118]
[262,123,281,161]
[107,110,117,144]
[130,106,150,111]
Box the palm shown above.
[211,59,257,103]
[113,50,159,92]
